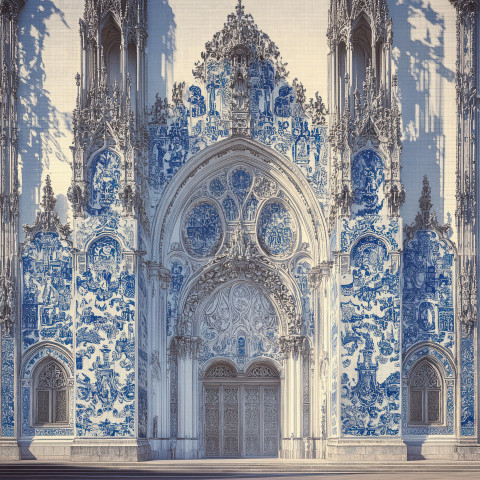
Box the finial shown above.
[236,0,244,16]
[418,175,432,224]
[41,175,56,214]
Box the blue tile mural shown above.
[336,149,401,437]
[1,331,15,437]
[183,202,224,257]
[72,148,138,438]
[21,232,73,351]
[461,331,475,436]
[148,56,328,212]
[257,202,297,257]
[352,149,385,216]
[403,230,455,354]
[87,149,122,216]
[76,234,136,437]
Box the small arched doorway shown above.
[202,361,280,458]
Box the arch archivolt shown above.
[177,251,301,338]
[152,137,328,266]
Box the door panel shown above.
[223,387,239,457]
[204,386,220,457]
[244,386,261,457]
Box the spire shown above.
[23,176,72,241]
[404,175,450,241]
[418,175,433,226]
[40,175,56,215]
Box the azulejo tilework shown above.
[75,234,136,437]
[461,332,475,436]
[1,331,14,437]
[335,148,402,437]
[87,149,122,215]
[22,232,73,351]
[352,149,385,216]
[3,0,480,463]
[183,202,224,257]
[403,230,455,353]
[257,202,297,257]
[339,234,401,436]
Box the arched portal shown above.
[152,137,328,459]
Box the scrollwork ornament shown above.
[180,241,299,336]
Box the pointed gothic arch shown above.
[152,136,329,265]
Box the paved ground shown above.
[2,461,480,480]
[2,469,480,480]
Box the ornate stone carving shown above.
[205,364,236,378]
[147,262,171,290]
[150,350,162,381]
[148,94,171,125]
[328,1,404,226]
[24,176,71,242]
[308,262,332,290]
[279,335,308,358]
[305,92,328,127]
[179,242,298,336]
[172,82,186,106]
[193,0,288,83]
[72,1,148,220]
[404,176,450,242]
[246,365,279,378]
[0,261,15,333]
[171,335,201,358]
[328,0,391,47]
[459,258,477,334]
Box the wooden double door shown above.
[203,382,280,458]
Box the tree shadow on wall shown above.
[390,0,455,226]
[148,0,176,101]
[17,1,71,235]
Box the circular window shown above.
[183,202,224,257]
[257,201,297,257]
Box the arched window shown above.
[409,361,443,425]
[34,360,68,425]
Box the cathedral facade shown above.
[0,0,479,461]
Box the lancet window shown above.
[34,360,69,425]
[409,361,443,425]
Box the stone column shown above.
[0,0,24,461]
[279,335,308,459]
[450,0,479,454]
[171,335,201,459]
[309,262,331,458]
[146,262,170,458]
